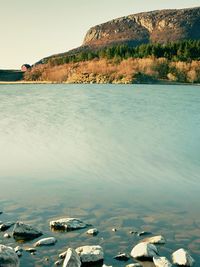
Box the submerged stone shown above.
[50,218,88,231]
[131,242,158,261]
[86,228,98,236]
[153,256,172,267]
[34,237,57,246]
[63,248,81,267]
[76,245,104,263]
[13,222,43,241]
[172,248,195,266]
[0,244,19,267]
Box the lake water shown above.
[0,84,200,266]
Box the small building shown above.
[21,64,31,72]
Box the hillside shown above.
[84,7,200,47]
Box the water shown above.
[0,84,200,266]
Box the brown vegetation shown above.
[24,58,200,84]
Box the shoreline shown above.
[0,80,199,86]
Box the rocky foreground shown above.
[0,212,196,267]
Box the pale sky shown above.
[0,0,199,69]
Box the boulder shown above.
[172,249,195,266]
[13,222,42,241]
[131,242,158,260]
[142,235,166,245]
[0,222,15,231]
[63,248,81,267]
[50,218,88,231]
[153,256,172,267]
[0,244,19,267]
[86,228,98,236]
[75,245,104,263]
[34,237,57,246]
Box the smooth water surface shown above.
[0,84,200,266]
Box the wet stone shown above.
[34,237,57,246]
[86,228,99,236]
[114,252,130,261]
[138,231,152,237]
[13,222,43,241]
[50,218,88,231]
[0,222,15,231]
[0,244,19,267]
[131,242,158,260]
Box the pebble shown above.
[25,247,37,253]
[114,253,130,261]
[138,231,152,236]
[112,228,117,232]
[86,228,99,236]
[55,260,63,265]
[16,251,22,257]
[3,233,11,238]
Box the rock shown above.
[59,250,68,259]
[153,256,172,267]
[50,218,88,231]
[16,251,22,257]
[0,212,2,215]
[55,260,63,265]
[138,231,151,237]
[76,245,104,263]
[63,248,81,267]
[13,222,43,241]
[142,235,166,244]
[112,228,117,232]
[4,233,11,238]
[126,264,142,267]
[24,247,37,253]
[114,253,130,261]
[172,248,195,266]
[131,242,158,260]
[103,265,113,267]
[86,228,98,236]
[34,237,57,246]
[0,244,19,267]
[14,246,23,253]
[129,231,138,235]
[0,222,15,231]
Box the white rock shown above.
[50,218,88,231]
[131,242,158,260]
[63,248,81,267]
[86,228,98,236]
[172,248,195,266]
[4,233,11,238]
[76,245,104,263]
[112,228,117,232]
[13,222,42,240]
[153,256,172,267]
[34,237,57,246]
[142,235,166,244]
[0,244,19,267]
[103,265,113,267]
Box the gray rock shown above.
[50,218,88,231]
[13,222,42,241]
[153,256,172,267]
[114,253,130,261]
[34,237,57,246]
[138,231,151,237]
[172,248,195,266]
[86,228,98,236]
[63,248,81,267]
[0,244,19,267]
[131,242,158,260]
[0,222,15,231]
[76,245,104,263]
[142,235,166,245]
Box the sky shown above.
[0,0,199,69]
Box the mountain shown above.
[83,7,200,48]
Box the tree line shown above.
[47,40,200,66]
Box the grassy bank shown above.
[24,57,200,84]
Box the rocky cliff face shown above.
[83,7,200,47]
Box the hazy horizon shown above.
[1,0,199,69]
